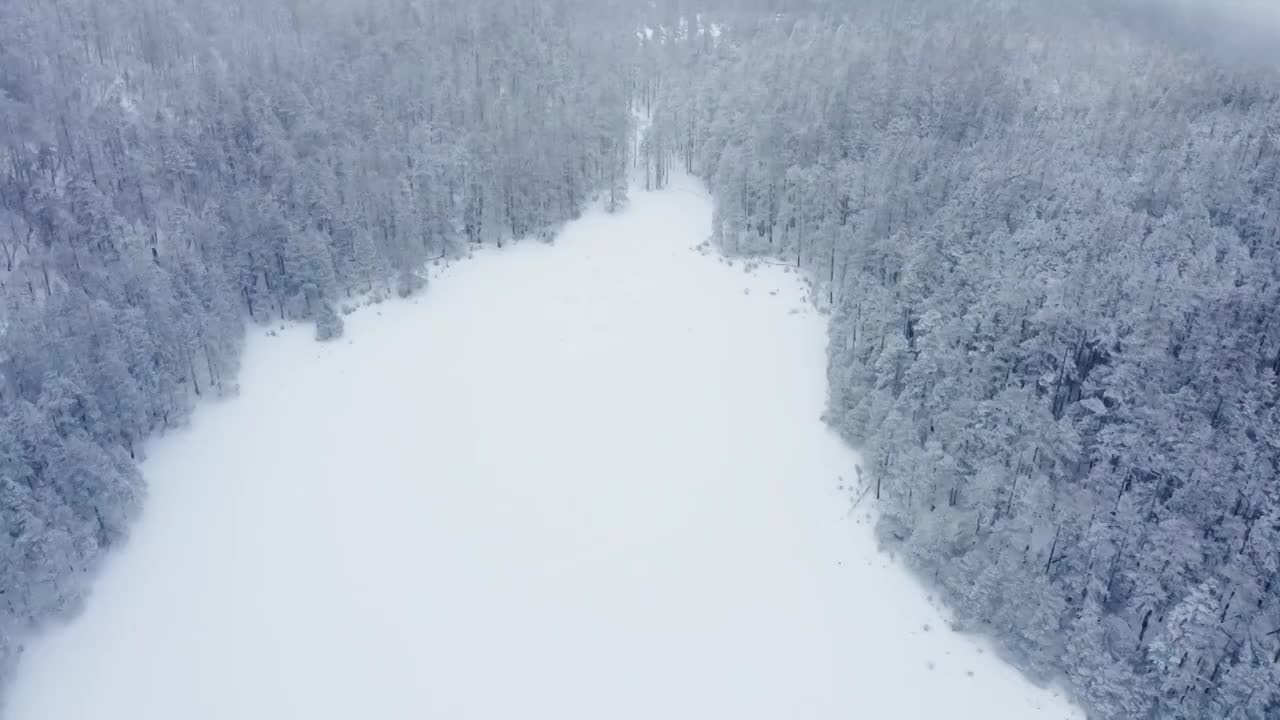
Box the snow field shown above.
[5,176,1081,720]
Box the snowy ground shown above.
[4,177,1081,719]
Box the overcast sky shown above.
[1109,0,1280,63]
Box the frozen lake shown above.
[5,177,1080,720]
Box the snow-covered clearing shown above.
[5,176,1081,719]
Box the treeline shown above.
[0,0,634,689]
[642,2,1280,717]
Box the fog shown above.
[1101,0,1280,63]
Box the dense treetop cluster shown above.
[3,1,1278,717]
[641,2,1280,717]
[0,0,634,691]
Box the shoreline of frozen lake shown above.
[4,175,1081,720]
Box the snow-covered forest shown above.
[640,2,1280,717]
[2,0,1278,717]
[0,0,634,688]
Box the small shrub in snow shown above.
[397,270,426,298]
[316,304,344,341]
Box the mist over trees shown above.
[0,0,635,690]
[1102,0,1280,64]
[640,1,1280,717]
[4,0,1278,717]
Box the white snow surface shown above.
[5,176,1082,720]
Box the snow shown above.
[4,175,1082,720]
